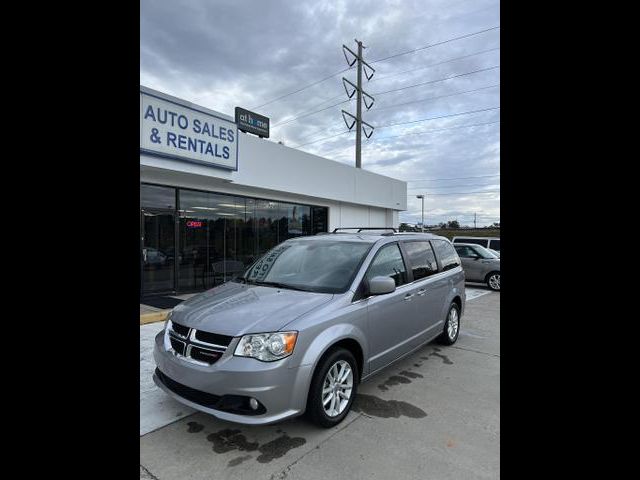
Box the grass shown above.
[424,228,500,240]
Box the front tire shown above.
[306,348,358,428]
[437,302,461,345]
[486,272,500,291]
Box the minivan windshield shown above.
[239,240,374,293]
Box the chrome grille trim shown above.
[165,320,230,365]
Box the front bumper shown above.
[152,331,312,425]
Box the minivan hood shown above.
[169,281,334,337]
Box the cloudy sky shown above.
[141,0,500,227]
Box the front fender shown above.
[289,323,368,411]
[302,323,368,365]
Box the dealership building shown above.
[140,86,407,296]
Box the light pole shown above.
[416,195,424,232]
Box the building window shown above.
[140,183,329,295]
[312,206,328,234]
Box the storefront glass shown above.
[140,183,328,296]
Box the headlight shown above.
[164,310,173,329]
[163,311,174,351]
[234,331,298,362]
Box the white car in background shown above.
[452,236,500,252]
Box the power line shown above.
[273,99,346,128]
[373,84,499,112]
[373,47,500,82]
[290,93,500,149]
[295,112,499,149]
[251,26,500,111]
[407,174,500,182]
[294,130,350,148]
[369,26,500,63]
[298,47,501,111]
[406,190,500,196]
[273,65,499,128]
[250,66,352,110]
[374,106,500,130]
[407,182,500,189]
[370,65,499,96]
[319,121,499,157]
[364,120,500,143]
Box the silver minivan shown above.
[453,243,500,291]
[153,231,465,427]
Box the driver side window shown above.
[455,245,476,258]
[365,243,408,287]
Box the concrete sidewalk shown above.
[140,287,499,479]
[140,293,197,324]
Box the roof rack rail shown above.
[332,227,397,233]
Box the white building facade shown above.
[140,86,406,296]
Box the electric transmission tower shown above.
[341,39,375,169]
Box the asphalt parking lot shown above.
[140,287,499,480]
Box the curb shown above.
[140,309,170,325]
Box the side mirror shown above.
[368,276,396,295]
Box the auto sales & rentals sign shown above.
[140,91,238,170]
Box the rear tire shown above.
[486,271,500,291]
[437,302,461,345]
[306,348,358,428]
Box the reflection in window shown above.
[246,241,372,293]
[431,240,461,271]
[141,184,176,209]
[141,183,332,294]
[312,207,328,234]
[454,245,476,258]
[279,203,311,241]
[403,241,438,280]
[365,243,408,287]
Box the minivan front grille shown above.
[171,322,190,338]
[190,346,223,364]
[167,321,232,365]
[194,330,233,347]
[169,337,186,356]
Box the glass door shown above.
[141,208,176,295]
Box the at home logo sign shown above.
[235,107,269,138]
[140,91,238,170]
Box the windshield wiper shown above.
[253,281,314,292]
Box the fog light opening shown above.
[249,398,259,411]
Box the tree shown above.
[447,220,460,229]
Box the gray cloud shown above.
[141,0,500,226]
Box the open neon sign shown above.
[186,220,203,228]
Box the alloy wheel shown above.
[322,360,353,417]
[489,274,500,290]
[447,307,459,340]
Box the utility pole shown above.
[474,212,477,229]
[355,41,363,168]
[416,195,425,232]
[341,40,375,169]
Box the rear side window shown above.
[365,243,408,287]
[489,239,500,251]
[431,240,461,271]
[403,241,438,280]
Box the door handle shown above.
[404,293,414,301]
[416,289,426,296]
